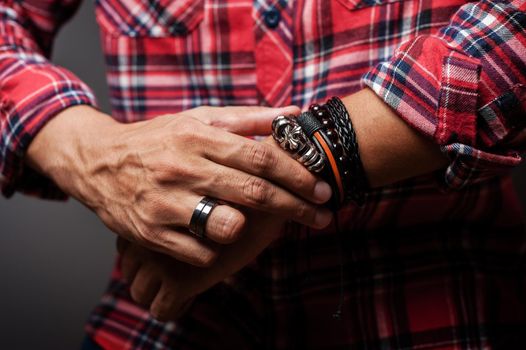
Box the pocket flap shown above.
[336,0,406,11]
[96,0,204,37]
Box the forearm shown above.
[342,89,447,188]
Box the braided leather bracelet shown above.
[325,97,368,205]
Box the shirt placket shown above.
[253,0,293,107]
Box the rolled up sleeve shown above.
[362,0,526,189]
[0,1,97,198]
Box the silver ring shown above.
[188,197,218,238]
[272,115,325,173]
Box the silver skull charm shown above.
[272,115,325,173]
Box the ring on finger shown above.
[188,197,218,239]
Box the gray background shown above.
[0,1,114,349]
[0,1,525,349]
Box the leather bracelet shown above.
[308,104,346,165]
[298,111,346,209]
[326,97,368,205]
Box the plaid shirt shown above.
[2,0,526,349]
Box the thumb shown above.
[201,105,301,136]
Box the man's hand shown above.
[117,208,285,322]
[26,105,332,266]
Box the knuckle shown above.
[291,167,313,192]
[172,119,201,141]
[160,287,178,305]
[134,229,150,245]
[130,284,148,305]
[245,143,277,174]
[135,227,160,246]
[161,162,195,182]
[295,201,312,221]
[150,291,176,321]
[217,211,245,243]
[194,248,219,268]
[243,177,273,206]
[130,277,154,306]
[170,117,190,133]
[152,161,175,181]
[207,115,229,129]
[140,201,161,224]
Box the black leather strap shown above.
[297,111,323,137]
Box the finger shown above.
[150,282,188,322]
[194,105,300,136]
[202,204,247,244]
[202,129,332,205]
[148,229,221,267]
[129,264,162,307]
[195,161,333,229]
[120,244,142,283]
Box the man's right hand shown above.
[26,105,332,266]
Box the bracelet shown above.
[297,111,346,208]
[272,97,368,209]
[325,97,368,205]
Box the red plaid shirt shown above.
[2,0,526,349]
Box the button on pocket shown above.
[264,8,281,28]
[95,0,204,37]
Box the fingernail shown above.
[314,181,332,203]
[315,210,333,228]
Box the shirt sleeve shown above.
[0,0,97,199]
[362,0,526,189]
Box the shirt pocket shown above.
[95,0,204,37]
[336,0,406,10]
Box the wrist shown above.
[26,105,122,201]
[341,89,447,187]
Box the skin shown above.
[27,88,448,321]
[27,105,333,267]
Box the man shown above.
[1,0,525,349]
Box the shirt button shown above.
[264,8,281,29]
[171,22,187,35]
